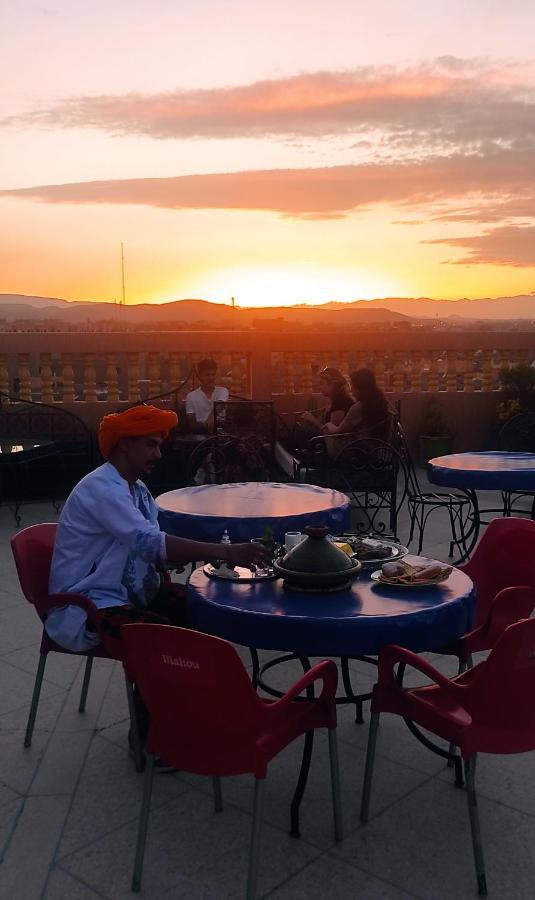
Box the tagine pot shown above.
[273,525,361,591]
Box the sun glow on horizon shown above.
[190,265,405,308]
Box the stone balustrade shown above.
[0,330,533,406]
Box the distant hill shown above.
[0,292,534,323]
[0,295,408,325]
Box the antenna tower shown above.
[120,242,126,306]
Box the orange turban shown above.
[98,405,178,459]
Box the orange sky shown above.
[1,1,534,307]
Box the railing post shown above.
[40,352,54,403]
[83,353,97,402]
[105,352,120,402]
[0,353,9,403]
[17,353,32,401]
[283,352,294,396]
[147,351,161,397]
[446,350,458,393]
[61,353,75,402]
[127,352,140,401]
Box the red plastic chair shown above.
[360,617,535,897]
[10,523,126,750]
[121,623,343,899]
[459,517,535,630]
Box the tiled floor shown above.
[1,482,534,899]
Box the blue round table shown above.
[428,451,535,560]
[428,451,535,493]
[157,482,350,543]
[187,556,473,836]
[187,555,474,657]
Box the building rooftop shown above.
[1,480,534,899]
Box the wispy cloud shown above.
[3,58,535,154]
[427,225,535,267]
[2,148,533,219]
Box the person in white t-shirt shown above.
[185,358,229,433]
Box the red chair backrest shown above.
[11,523,57,607]
[467,617,535,736]
[121,624,265,774]
[460,518,535,626]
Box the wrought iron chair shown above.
[0,397,94,525]
[398,424,471,557]
[186,433,268,485]
[122,623,343,898]
[498,412,535,517]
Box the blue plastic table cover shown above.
[428,451,535,492]
[157,482,350,543]
[186,557,474,657]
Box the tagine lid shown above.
[280,525,354,574]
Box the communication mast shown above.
[120,242,126,306]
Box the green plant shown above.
[499,363,535,397]
[418,395,453,437]
[498,364,535,420]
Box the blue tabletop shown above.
[187,556,474,657]
[428,451,535,492]
[157,482,350,542]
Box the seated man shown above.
[46,404,268,653]
[185,358,229,434]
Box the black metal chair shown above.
[0,398,94,525]
[498,412,535,518]
[397,425,471,557]
[186,433,268,486]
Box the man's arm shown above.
[165,534,270,568]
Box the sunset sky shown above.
[1,0,535,307]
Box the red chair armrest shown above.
[378,645,464,696]
[270,659,338,710]
[460,585,535,655]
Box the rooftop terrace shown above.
[1,476,534,899]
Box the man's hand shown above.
[227,541,272,569]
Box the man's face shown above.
[122,433,164,478]
[199,367,217,393]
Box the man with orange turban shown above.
[46,404,269,653]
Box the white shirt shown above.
[185,386,229,424]
[46,463,166,652]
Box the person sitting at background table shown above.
[185,358,229,434]
[296,367,353,444]
[322,367,390,444]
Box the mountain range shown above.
[0,293,533,324]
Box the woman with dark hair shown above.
[298,367,353,437]
[323,368,390,440]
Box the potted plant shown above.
[418,395,454,463]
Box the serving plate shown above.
[370,569,451,589]
[334,536,409,567]
[203,563,277,583]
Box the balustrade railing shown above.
[0,331,533,405]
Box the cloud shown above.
[2,148,534,219]
[431,197,535,223]
[427,225,535,267]
[3,58,535,152]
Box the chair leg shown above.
[360,711,380,822]
[247,778,265,900]
[464,756,488,897]
[448,658,470,770]
[212,776,223,812]
[125,675,145,774]
[132,753,155,892]
[328,728,344,841]
[290,730,314,837]
[24,652,47,748]
[78,656,93,712]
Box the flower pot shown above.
[419,434,454,465]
